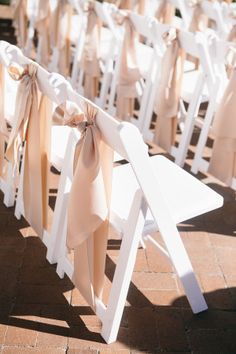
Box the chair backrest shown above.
[0,40,132,159]
[201,0,229,38]
[107,11,163,128]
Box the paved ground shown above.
[1,16,236,354]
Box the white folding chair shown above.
[0,40,77,257]
[107,11,169,135]
[170,30,219,167]
[201,0,230,39]
[45,80,223,344]
[70,0,122,109]
[190,36,234,181]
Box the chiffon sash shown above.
[12,0,28,48]
[57,1,73,77]
[35,0,51,67]
[208,68,236,185]
[188,0,209,32]
[53,101,113,308]
[155,0,175,24]
[5,63,52,237]
[154,28,185,152]
[80,2,101,101]
[116,12,141,121]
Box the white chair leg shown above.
[161,223,207,314]
[14,147,26,219]
[101,190,145,344]
[3,162,15,208]
[45,133,75,264]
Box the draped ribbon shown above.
[53,101,113,308]
[5,63,52,238]
[58,1,73,77]
[118,0,132,9]
[155,0,175,25]
[80,1,101,101]
[11,0,28,48]
[188,0,209,32]
[115,11,141,121]
[48,0,73,76]
[35,0,51,68]
[48,0,61,51]
[225,25,236,77]
[154,28,185,152]
[208,68,236,185]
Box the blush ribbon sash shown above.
[208,68,236,185]
[225,25,236,77]
[12,0,28,48]
[35,0,51,68]
[80,2,101,101]
[53,101,113,308]
[116,12,141,121]
[5,63,52,237]
[155,0,175,24]
[188,0,209,32]
[154,28,185,152]
[57,1,73,77]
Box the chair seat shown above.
[110,154,223,232]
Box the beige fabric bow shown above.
[155,0,175,25]
[116,12,141,121]
[5,63,52,238]
[154,28,185,152]
[53,101,113,308]
[80,1,101,101]
[188,0,209,32]
[208,68,236,185]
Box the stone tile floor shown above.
[0,141,235,353]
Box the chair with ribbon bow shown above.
[0,39,224,344]
[70,0,123,109]
[42,73,224,345]
[107,8,168,130]
[0,40,79,259]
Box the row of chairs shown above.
[0,38,224,343]
[11,1,236,180]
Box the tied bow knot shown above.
[7,62,37,82]
[52,101,97,132]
